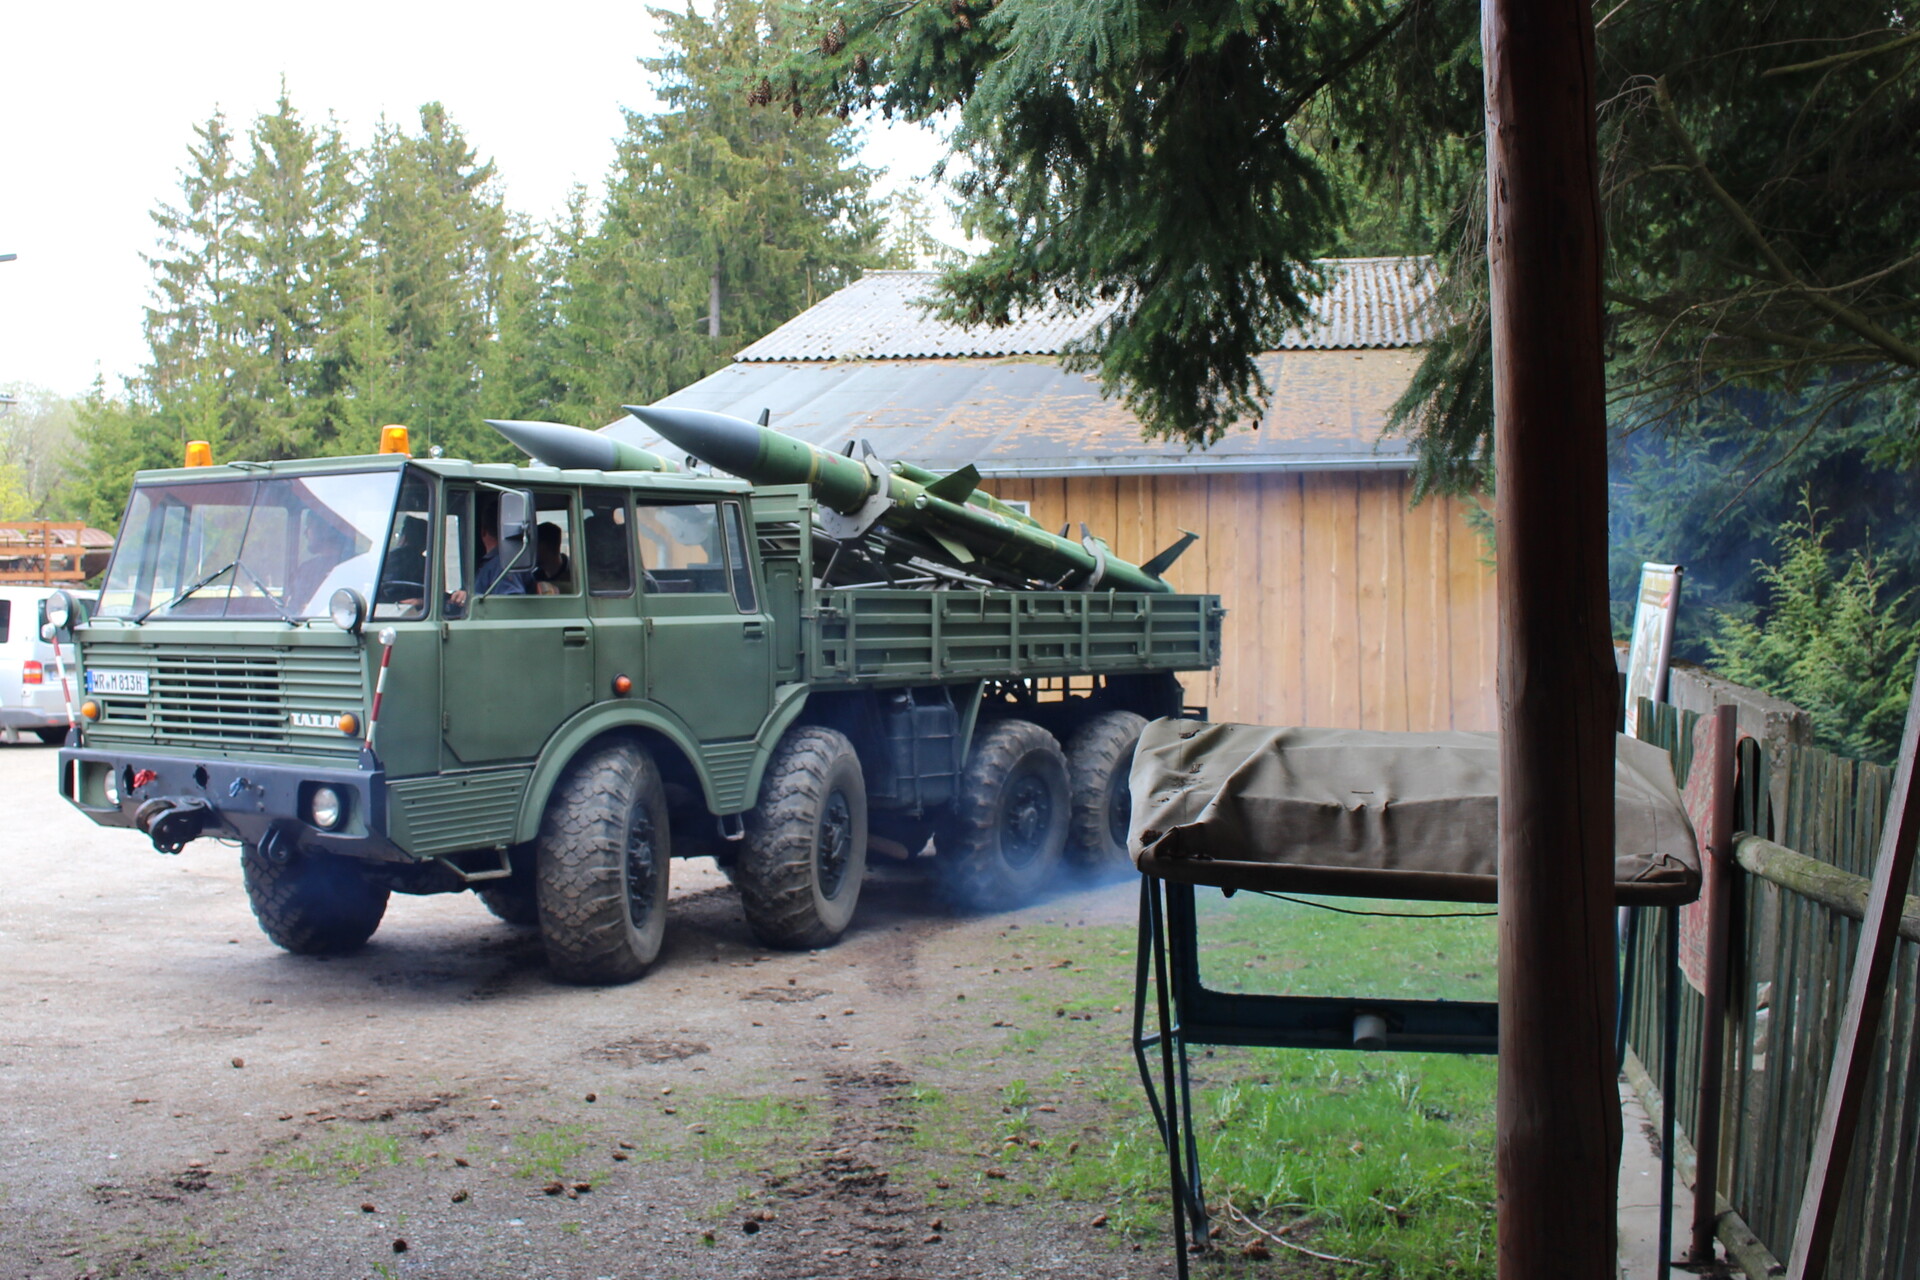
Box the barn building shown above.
[608,259,1496,731]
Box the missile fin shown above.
[924,464,980,505]
[1140,529,1201,578]
[930,531,977,564]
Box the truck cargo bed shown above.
[804,589,1221,687]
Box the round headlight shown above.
[102,768,121,806]
[310,786,344,830]
[329,588,367,634]
[44,590,74,630]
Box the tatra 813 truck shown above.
[52,417,1222,984]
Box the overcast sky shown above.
[0,0,952,400]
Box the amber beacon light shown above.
[378,424,412,456]
[184,441,213,467]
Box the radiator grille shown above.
[84,644,366,758]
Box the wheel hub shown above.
[1001,769,1054,868]
[1107,775,1132,850]
[624,800,658,927]
[817,790,853,898]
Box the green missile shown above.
[886,458,1044,529]
[488,418,678,473]
[625,405,1193,593]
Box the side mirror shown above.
[498,488,534,573]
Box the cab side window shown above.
[441,489,474,618]
[531,493,577,597]
[582,488,634,597]
[634,502,725,594]
[721,502,757,613]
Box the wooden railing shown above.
[1627,703,1920,1279]
[0,521,91,583]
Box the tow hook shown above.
[134,797,211,854]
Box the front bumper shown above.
[57,745,405,861]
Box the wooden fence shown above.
[1627,702,1920,1278]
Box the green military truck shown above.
[52,423,1221,983]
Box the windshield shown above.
[98,471,406,620]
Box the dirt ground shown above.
[0,741,1207,1280]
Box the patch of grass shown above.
[684,1094,828,1174]
[916,895,1498,1276]
[81,1225,225,1277]
[511,1125,592,1181]
[268,1130,405,1185]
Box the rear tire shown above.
[241,845,389,955]
[1064,710,1148,871]
[936,719,1071,912]
[535,739,671,984]
[33,727,68,745]
[738,726,868,949]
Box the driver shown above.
[289,520,351,614]
[450,516,528,608]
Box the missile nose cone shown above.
[625,405,765,476]
[487,418,617,470]
[488,418,672,472]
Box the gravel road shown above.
[0,740,1180,1280]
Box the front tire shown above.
[738,726,868,950]
[1064,710,1148,871]
[936,719,1071,912]
[535,739,671,984]
[241,845,389,955]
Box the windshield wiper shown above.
[136,560,238,623]
[134,558,301,626]
[232,559,299,626]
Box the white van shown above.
[0,586,78,744]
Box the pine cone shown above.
[748,76,773,106]
[853,52,870,76]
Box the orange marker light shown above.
[184,440,213,467]
[612,675,633,696]
[80,700,102,720]
[378,424,412,456]
[338,713,361,736]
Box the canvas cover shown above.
[1129,722,1700,904]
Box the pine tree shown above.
[1710,496,1920,764]
[141,111,245,456]
[223,94,362,459]
[355,103,529,460]
[551,0,883,422]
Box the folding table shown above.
[1126,723,1702,1280]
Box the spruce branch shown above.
[1761,29,1920,78]
[1652,77,1920,371]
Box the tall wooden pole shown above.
[1483,1,1621,1277]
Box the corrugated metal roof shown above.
[732,256,1437,363]
[607,350,1422,478]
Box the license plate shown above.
[86,669,150,696]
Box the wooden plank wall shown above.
[991,471,1497,731]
